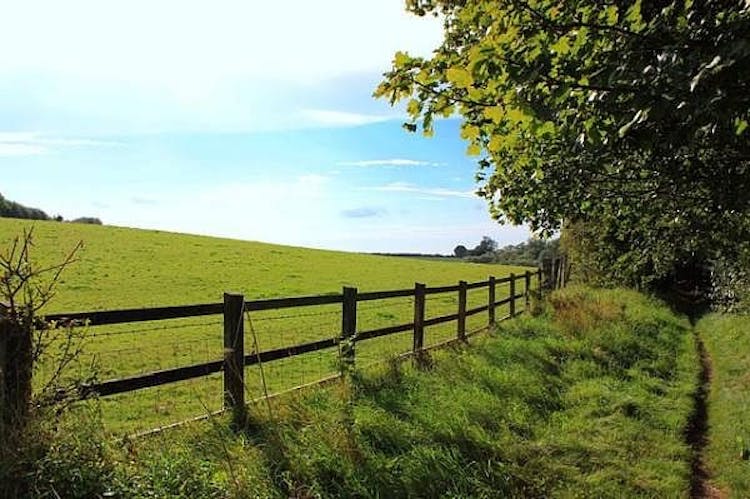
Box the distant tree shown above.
[469,236,498,257]
[494,238,560,267]
[453,244,468,258]
[70,217,102,225]
[0,193,49,221]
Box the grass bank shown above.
[39,286,696,498]
[697,314,750,496]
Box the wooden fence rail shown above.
[42,269,544,420]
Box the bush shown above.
[70,217,103,225]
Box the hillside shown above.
[0,218,528,313]
[0,218,530,433]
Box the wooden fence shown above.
[31,270,542,422]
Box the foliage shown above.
[116,286,697,497]
[0,407,118,498]
[0,230,110,498]
[493,237,559,267]
[455,236,559,266]
[467,235,498,256]
[697,314,750,495]
[707,245,750,312]
[0,229,83,434]
[453,244,468,258]
[0,192,49,221]
[377,0,750,285]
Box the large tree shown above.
[377,0,750,285]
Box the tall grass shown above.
[91,286,698,498]
[697,313,750,496]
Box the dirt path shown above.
[686,331,724,499]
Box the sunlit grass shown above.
[111,286,697,497]
[697,313,750,496]
[0,218,532,433]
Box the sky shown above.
[0,0,531,254]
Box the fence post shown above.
[0,303,8,434]
[488,276,496,327]
[542,258,552,289]
[223,293,245,427]
[341,287,357,373]
[525,271,531,311]
[537,269,543,301]
[509,273,516,317]
[457,280,467,341]
[413,283,426,356]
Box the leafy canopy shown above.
[377,0,750,283]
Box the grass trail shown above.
[697,314,750,497]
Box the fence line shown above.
[40,269,544,422]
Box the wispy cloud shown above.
[373,182,475,199]
[131,196,159,206]
[340,207,386,218]
[0,132,118,157]
[338,158,442,167]
[300,109,396,127]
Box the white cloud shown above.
[0,1,441,87]
[299,109,396,127]
[0,132,117,156]
[338,158,442,167]
[373,182,475,199]
[0,1,442,134]
[0,143,45,157]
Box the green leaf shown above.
[466,143,482,156]
[446,67,474,89]
[484,106,504,124]
[506,107,528,124]
[460,124,481,141]
[394,51,411,68]
[407,99,421,116]
[605,5,618,25]
[736,118,749,136]
[551,36,570,55]
[488,135,504,153]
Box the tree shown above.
[376,0,750,285]
[71,217,103,225]
[0,193,50,221]
[453,244,468,258]
[469,236,498,256]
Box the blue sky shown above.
[0,0,530,253]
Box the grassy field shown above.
[0,218,530,433]
[697,314,750,496]
[25,286,698,498]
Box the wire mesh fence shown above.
[31,271,542,435]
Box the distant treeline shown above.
[370,252,453,259]
[0,193,50,221]
[454,237,559,266]
[0,192,102,225]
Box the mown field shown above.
[0,218,531,433]
[27,286,698,498]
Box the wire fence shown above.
[28,270,542,435]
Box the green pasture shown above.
[0,218,532,433]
